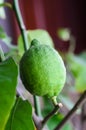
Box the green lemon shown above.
[20,39,66,105]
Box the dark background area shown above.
[0,0,86,53]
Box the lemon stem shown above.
[51,96,58,106]
[13,0,41,117]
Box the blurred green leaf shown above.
[66,53,86,77]
[57,28,70,41]
[79,51,86,60]
[18,29,54,56]
[75,69,86,93]
[5,97,35,130]
[0,0,6,19]
[0,57,18,130]
[62,122,73,130]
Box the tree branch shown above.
[81,101,86,130]
[54,90,86,130]
[42,103,62,127]
[33,103,62,130]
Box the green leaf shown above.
[66,53,86,77]
[18,29,54,56]
[79,51,86,60]
[0,0,6,19]
[62,122,73,130]
[75,68,86,93]
[5,97,35,130]
[0,57,18,130]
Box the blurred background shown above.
[0,1,86,130]
[0,0,86,53]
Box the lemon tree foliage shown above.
[75,69,86,92]
[0,1,85,130]
[20,39,66,105]
[66,53,86,77]
[18,29,54,56]
[5,97,35,130]
[0,57,18,130]
[66,53,86,92]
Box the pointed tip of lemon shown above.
[51,96,58,106]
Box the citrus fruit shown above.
[20,39,66,105]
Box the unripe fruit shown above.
[20,39,66,105]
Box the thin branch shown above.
[32,103,62,130]
[81,101,86,130]
[41,103,62,129]
[54,90,86,130]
